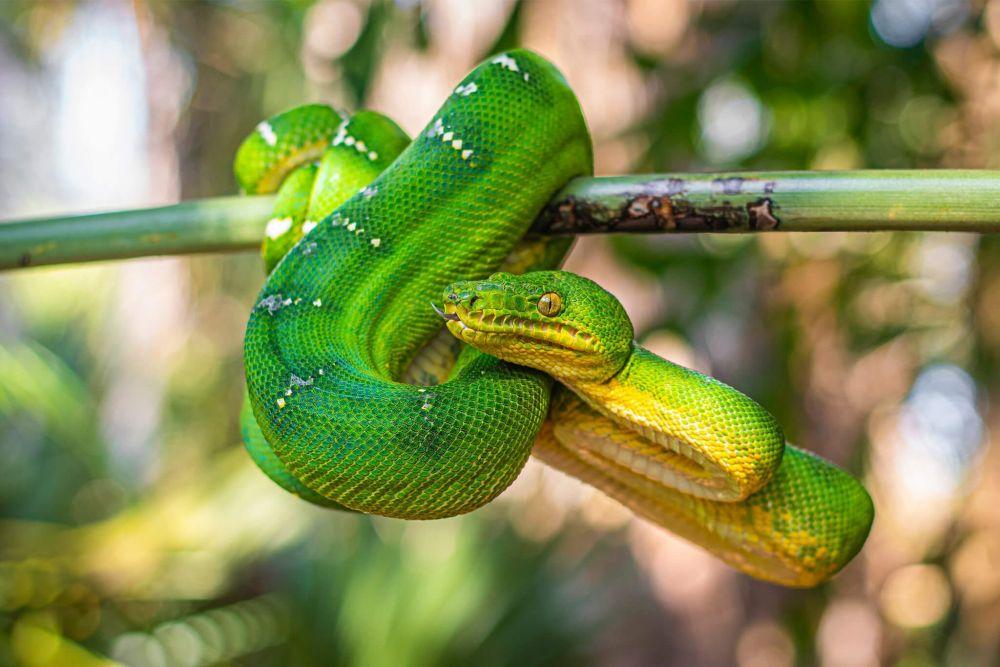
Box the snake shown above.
[236,49,873,587]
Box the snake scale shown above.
[237,49,873,587]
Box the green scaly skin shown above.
[236,50,873,586]
[443,271,874,587]
[238,108,410,507]
[243,51,592,518]
[236,101,563,508]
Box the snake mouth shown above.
[438,300,594,353]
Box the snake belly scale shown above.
[442,270,873,586]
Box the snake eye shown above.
[537,292,562,317]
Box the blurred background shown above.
[1,1,998,665]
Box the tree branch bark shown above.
[3,170,998,271]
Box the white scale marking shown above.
[265,217,293,239]
[490,54,529,82]
[332,119,379,161]
[331,120,349,145]
[301,220,317,235]
[257,121,277,146]
[491,54,519,72]
[256,294,287,314]
[428,119,473,161]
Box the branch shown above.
[533,170,1000,235]
[0,196,276,271]
[2,170,998,271]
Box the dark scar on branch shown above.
[746,198,779,230]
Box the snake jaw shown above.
[443,295,592,351]
[441,301,472,342]
[441,276,633,383]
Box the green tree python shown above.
[237,49,874,587]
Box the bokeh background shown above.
[1,1,999,665]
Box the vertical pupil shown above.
[539,294,558,315]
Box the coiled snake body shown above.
[238,50,873,587]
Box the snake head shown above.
[441,271,633,383]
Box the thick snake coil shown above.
[237,50,873,587]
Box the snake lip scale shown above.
[444,301,594,353]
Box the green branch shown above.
[533,170,1000,235]
[2,170,998,271]
[0,196,276,271]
